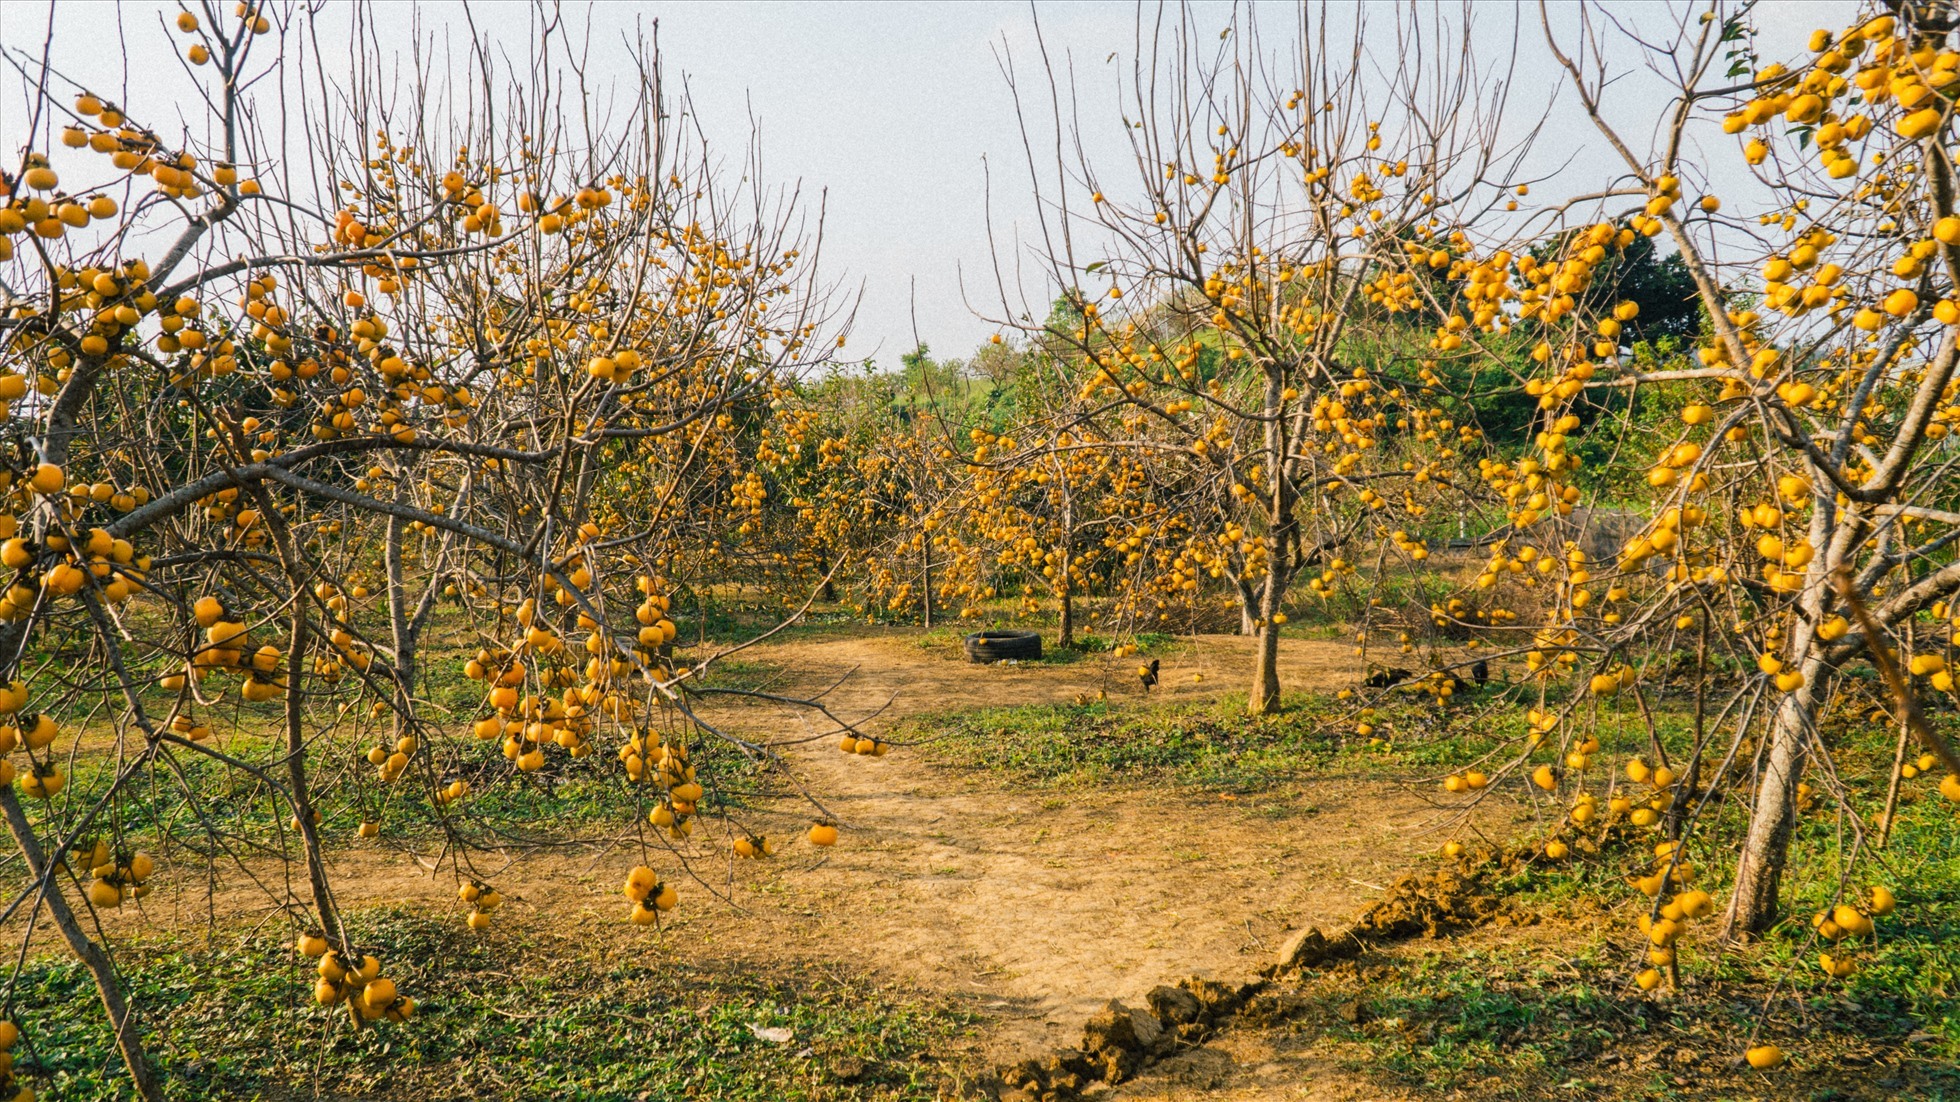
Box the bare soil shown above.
[698,630,1441,1061]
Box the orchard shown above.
[0,1,1955,1099]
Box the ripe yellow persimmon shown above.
[1745,1044,1785,1069]
[1867,886,1896,916]
[19,763,63,798]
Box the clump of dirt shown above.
[993,979,1256,1100]
[1271,852,1533,974]
[986,852,1531,1100]
[1350,861,1512,940]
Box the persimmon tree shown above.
[0,4,856,1098]
[960,422,1143,647]
[1408,0,1958,1027]
[1543,0,1958,938]
[982,2,1541,711]
[752,349,989,624]
[979,0,1956,1044]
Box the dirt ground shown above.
[704,631,1443,1060]
[116,629,1457,1095]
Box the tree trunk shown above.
[1723,648,1823,938]
[243,480,350,952]
[1248,573,1283,715]
[385,511,417,737]
[1878,707,1913,849]
[920,540,933,630]
[1056,490,1076,648]
[1,790,164,1102]
[1246,367,1293,716]
[1725,467,1838,939]
[283,598,347,950]
[1236,580,1258,637]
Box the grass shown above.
[11,907,974,1101]
[1256,703,1960,1101]
[1234,786,1960,1099]
[909,692,1357,790]
[1288,919,1960,1101]
[904,685,1524,791]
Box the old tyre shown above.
[965,630,1042,663]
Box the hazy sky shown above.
[4,2,1818,368]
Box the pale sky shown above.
[3,2,1819,368]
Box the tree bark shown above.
[1724,450,1841,939]
[1878,707,1912,849]
[1248,575,1283,715]
[248,483,351,952]
[1056,486,1076,648]
[282,598,347,949]
[1246,367,1293,716]
[1234,578,1258,637]
[1723,648,1823,938]
[0,790,164,1102]
[385,510,417,738]
[920,539,933,630]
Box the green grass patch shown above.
[10,907,973,1101]
[902,678,1539,790]
[1287,702,1960,1099]
[910,692,1381,790]
[1293,926,1960,1101]
[34,721,667,849]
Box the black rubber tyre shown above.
[965,630,1042,663]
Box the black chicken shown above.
[1137,658,1160,692]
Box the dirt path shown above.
[673,631,1441,1062]
[117,630,1451,1082]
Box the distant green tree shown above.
[1579,233,1701,343]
